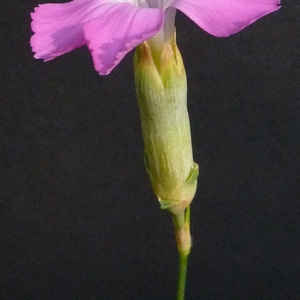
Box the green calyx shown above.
[134,32,198,215]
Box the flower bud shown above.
[134,32,198,215]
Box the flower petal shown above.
[173,0,281,37]
[30,0,113,61]
[83,3,164,75]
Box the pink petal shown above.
[30,0,113,61]
[83,3,164,75]
[173,0,281,37]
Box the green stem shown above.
[177,252,189,300]
[173,206,191,300]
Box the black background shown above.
[1,1,299,299]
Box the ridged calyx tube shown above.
[134,32,198,215]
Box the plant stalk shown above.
[173,206,191,300]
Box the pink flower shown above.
[30,0,280,75]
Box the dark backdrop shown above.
[1,1,299,299]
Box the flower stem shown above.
[177,252,189,300]
[173,206,191,300]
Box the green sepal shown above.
[136,33,199,215]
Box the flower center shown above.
[131,0,175,9]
